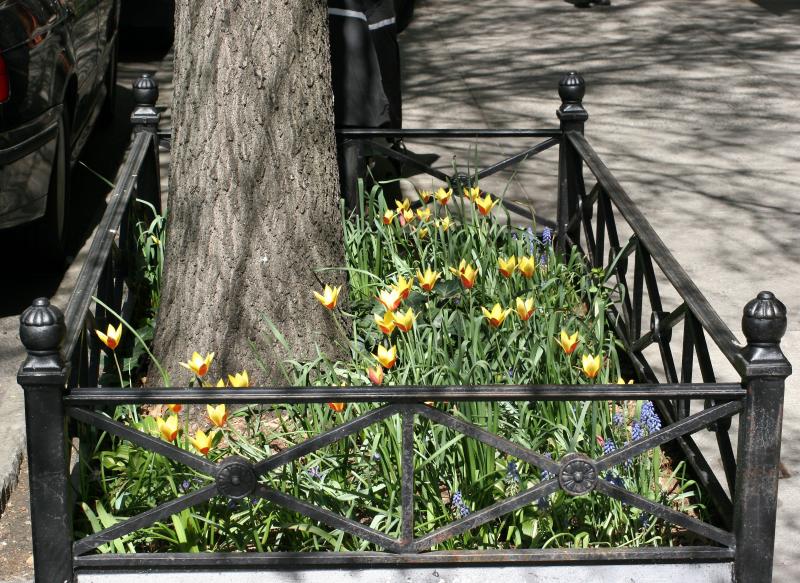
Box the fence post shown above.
[556,71,589,256]
[17,298,72,583]
[734,291,792,583]
[131,73,162,215]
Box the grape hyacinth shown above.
[541,453,554,480]
[640,401,662,434]
[631,421,643,441]
[506,460,521,484]
[542,226,553,246]
[526,227,536,254]
[603,471,624,488]
[307,466,322,480]
[612,408,625,427]
[451,490,470,518]
[602,438,617,455]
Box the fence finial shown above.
[131,73,160,132]
[18,297,65,373]
[557,72,589,123]
[740,291,791,375]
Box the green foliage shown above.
[76,178,707,554]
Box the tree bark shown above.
[152,0,346,385]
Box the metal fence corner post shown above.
[556,71,589,256]
[17,297,72,583]
[733,291,792,583]
[131,73,162,214]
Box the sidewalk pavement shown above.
[1,0,798,581]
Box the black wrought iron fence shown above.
[17,73,790,583]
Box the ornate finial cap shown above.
[742,291,787,345]
[19,298,65,353]
[132,74,159,107]
[559,71,586,104]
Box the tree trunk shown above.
[152,1,346,385]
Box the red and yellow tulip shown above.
[581,354,602,379]
[382,209,395,225]
[517,256,536,278]
[313,284,341,310]
[96,323,123,350]
[434,187,452,205]
[377,289,402,312]
[207,404,228,428]
[189,429,215,455]
[416,267,441,292]
[482,304,511,328]
[463,186,480,202]
[558,330,579,355]
[449,260,478,289]
[374,311,396,335]
[393,308,415,333]
[416,207,432,222]
[474,193,498,216]
[374,345,397,369]
[179,351,215,378]
[419,190,432,203]
[367,366,384,385]
[328,402,345,413]
[515,297,535,321]
[498,256,517,278]
[617,377,634,385]
[395,199,411,212]
[167,403,182,413]
[157,415,179,442]
[437,216,453,231]
[392,275,413,300]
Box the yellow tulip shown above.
[416,267,441,292]
[434,187,452,205]
[581,354,602,379]
[517,256,536,278]
[417,227,429,239]
[392,275,413,300]
[367,366,384,385]
[617,377,634,384]
[395,198,411,212]
[402,208,415,225]
[179,351,215,378]
[374,345,397,369]
[558,330,579,355]
[449,259,478,289]
[377,288,402,312]
[515,297,535,321]
[481,304,511,328]
[157,415,179,442]
[416,207,432,222]
[189,429,215,455]
[228,370,249,387]
[419,190,432,203]
[382,209,395,225]
[207,404,228,428]
[313,284,341,310]
[498,256,517,278]
[95,323,123,350]
[393,308,415,333]
[437,216,453,231]
[374,311,396,335]
[167,403,182,413]
[474,192,498,216]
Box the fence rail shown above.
[16,72,790,583]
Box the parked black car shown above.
[0,0,119,262]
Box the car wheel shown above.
[99,39,117,125]
[32,113,72,267]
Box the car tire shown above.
[99,39,117,125]
[32,113,72,267]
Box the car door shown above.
[60,0,98,140]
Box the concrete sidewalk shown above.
[2,0,798,581]
[399,0,799,580]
